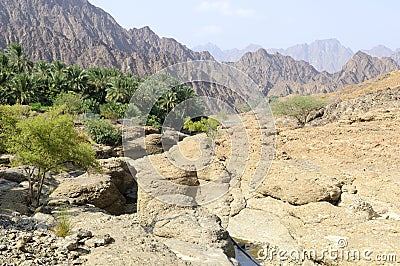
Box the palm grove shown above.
[0,43,201,208]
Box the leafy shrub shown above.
[183,117,220,137]
[146,114,161,130]
[100,102,127,120]
[84,118,122,146]
[81,98,100,114]
[53,91,83,114]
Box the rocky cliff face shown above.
[232,49,336,95]
[0,0,213,76]
[391,51,400,65]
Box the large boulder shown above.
[0,167,27,183]
[257,172,342,205]
[98,157,136,194]
[92,143,119,159]
[151,208,235,258]
[49,173,126,215]
[145,134,164,155]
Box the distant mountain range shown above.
[192,43,262,62]
[1,0,399,98]
[232,50,399,96]
[194,40,400,74]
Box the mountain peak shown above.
[362,45,394,58]
[353,51,371,58]
[339,50,399,84]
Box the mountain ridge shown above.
[233,49,399,95]
[1,0,399,97]
[0,0,213,76]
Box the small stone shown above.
[0,244,7,251]
[84,233,114,248]
[8,233,16,240]
[15,238,27,252]
[72,259,83,265]
[73,228,93,240]
[64,241,79,251]
[102,234,113,245]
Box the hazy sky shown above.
[88,0,399,51]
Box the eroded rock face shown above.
[131,136,237,259]
[151,208,235,258]
[0,178,28,215]
[49,173,126,215]
[99,157,136,194]
[257,175,342,205]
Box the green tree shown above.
[9,73,35,104]
[0,105,27,152]
[64,65,89,93]
[159,91,178,114]
[84,118,122,146]
[6,110,98,207]
[86,67,110,102]
[270,95,326,127]
[5,43,33,73]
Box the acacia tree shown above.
[270,95,326,127]
[6,109,98,207]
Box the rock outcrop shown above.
[0,167,27,183]
[49,173,126,215]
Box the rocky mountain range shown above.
[233,49,399,95]
[362,45,400,58]
[267,39,354,73]
[1,0,399,97]
[192,43,262,62]
[0,0,212,76]
[197,40,400,74]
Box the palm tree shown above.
[106,77,130,103]
[10,73,34,104]
[87,67,110,102]
[64,65,89,93]
[0,70,13,104]
[159,91,178,114]
[5,43,33,73]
